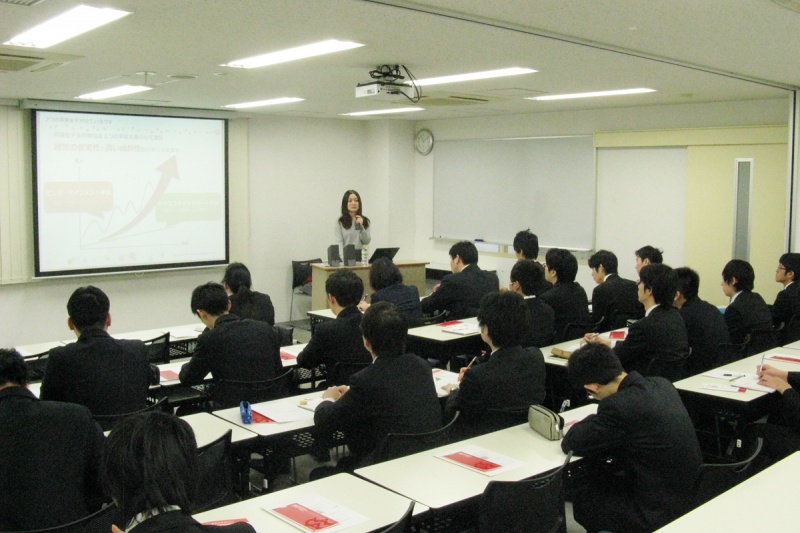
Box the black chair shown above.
[453,405,530,441]
[379,501,414,533]
[273,324,294,347]
[23,351,49,382]
[420,310,449,326]
[328,361,371,386]
[143,332,171,364]
[92,397,168,432]
[289,258,321,321]
[693,437,763,508]
[781,314,800,344]
[744,327,780,356]
[643,348,690,382]
[6,502,119,533]
[715,340,749,367]
[478,451,572,533]
[561,321,595,342]
[193,429,238,513]
[212,368,293,409]
[373,411,460,464]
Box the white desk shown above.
[194,473,426,532]
[356,404,596,510]
[180,412,259,447]
[539,328,629,368]
[780,339,800,351]
[279,342,307,368]
[15,341,65,357]
[111,323,203,342]
[213,392,322,437]
[407,317,480,342]
[655,451,800,532]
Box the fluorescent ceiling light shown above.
[341,107,424,117]
[4,5,131,48]
[76,85,152,100]
[529,88,656,101]
[223,39,363,69]
[412,67,535,87]
[224,97,305,109]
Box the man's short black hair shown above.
[779,253,800,278]
[635,245,663,265]
[101,411,198,526]
[67,286,110,330]
[588,250,618,275]
[510,260,545,296]
[325,269,364,307]
[369,257,403,291]
[722,259,755,292]
[675,267,700,300]
[0,348,28,386]
[360,301,407,357]
[190,282,229,316]
[545,248,578,283]
[568,343,624,387]
[477,291,529,348]
[513,230,539,260]
[221,262,252,294]
[639,263,677,306]
[449,241,479,265]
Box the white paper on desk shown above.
[702,369,746,380]
[730,374,775,393]
[441,323,480,335]
[297,398,326,412]
[700,382,747,393]
[265,494,366,533]
[170,328,199,339]
[254,403,313,423]
[432,369,460,397]
[766,353,800,364]
[436,444,523,476]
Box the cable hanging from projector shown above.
[357,64,421,103]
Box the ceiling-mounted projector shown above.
[355,80,415,98]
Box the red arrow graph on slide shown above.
[102,156,179,240]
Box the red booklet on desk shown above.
[270,503,339,531]
[280,350,296,361]
[442,451,502,472]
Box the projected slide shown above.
[33,110,227,276]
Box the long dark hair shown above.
[338,189,370,230]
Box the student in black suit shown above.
[634,244,663,273]
[40,286,158,416]
[297,269,372,383]
[674,267,731,375]
[102,411,255,533]
[420,241,499,319]
[721,259,773,344]
[0,349,105,531]
[539,248,590,342]
[445,291,546,436]
[512,229,552,296]
[179,282,283,402]
[772,253,800,328]
[585,264,689,381]
[562,343,702,533]
[508,260,555,347]
[222,262,275,325]
[313,302,442,470]
[588,249,643,331]
[357,257,422,325]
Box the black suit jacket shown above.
[40,328,156,415]
[613,305,689,380]
[314,353,441,466]
[522,297,555,347]
[180,314,282,387]
[296,306,371,371]
[772,282,800,328]
[127,510,256,533]
[229,287,275,325]
[371,283,423,322]
[0,387,105,531]
[530,261,553,297]
[538,281,590,342]
[679,296,730,375]
[420,264,499,319]
[591,274,644,331]
[562,372,702,533]
[724,290,773,344]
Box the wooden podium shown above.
[310,261,428,310]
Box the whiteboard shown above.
[432,136,595,249]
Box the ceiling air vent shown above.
[0,50,80,73]
[419,93,491,107]
[0,0,44,5]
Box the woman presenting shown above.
[335,189,371,256]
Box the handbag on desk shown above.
[528,405,564,440]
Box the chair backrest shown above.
[373,411,460,464]
[420,310,449,326]
[6,502,119,533]
[143,332,171,364]
[781,314,800,345]
[478,451,572,533]
[714,341,749,367]
[292,258,321,289]
[23,351,50,382]
[273,325,294,347]
[454,405,530,441]
[378,501,414,533]
[561,322,592,342]
[193,429,237,513]
[328,361,371,386]
[745,328,780,356]
[643,349,689,382]
[213,368,293,408]
[92,397,168,432]
[693,437,763,508]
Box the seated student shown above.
[772,253,800,328]
[0,348,105,531]
[102,411,255,533]
[420,241,499,319]
[40,286,157,415]
[721,259,773,344]
[179,282,282,401]
[586,264,689,381]
[313,302,442,470]
[297,269,372,382]
[674,267,731,375]
[221,262,275,325]
[588,249,643,331]
[512,229,551,296]
[508,260,555,347]
[755,364,800,463]
[634,244,663,273]
[445,292,546,436]
[357,257,422,325]
[539,248,590,342]
[562,343,702,533]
